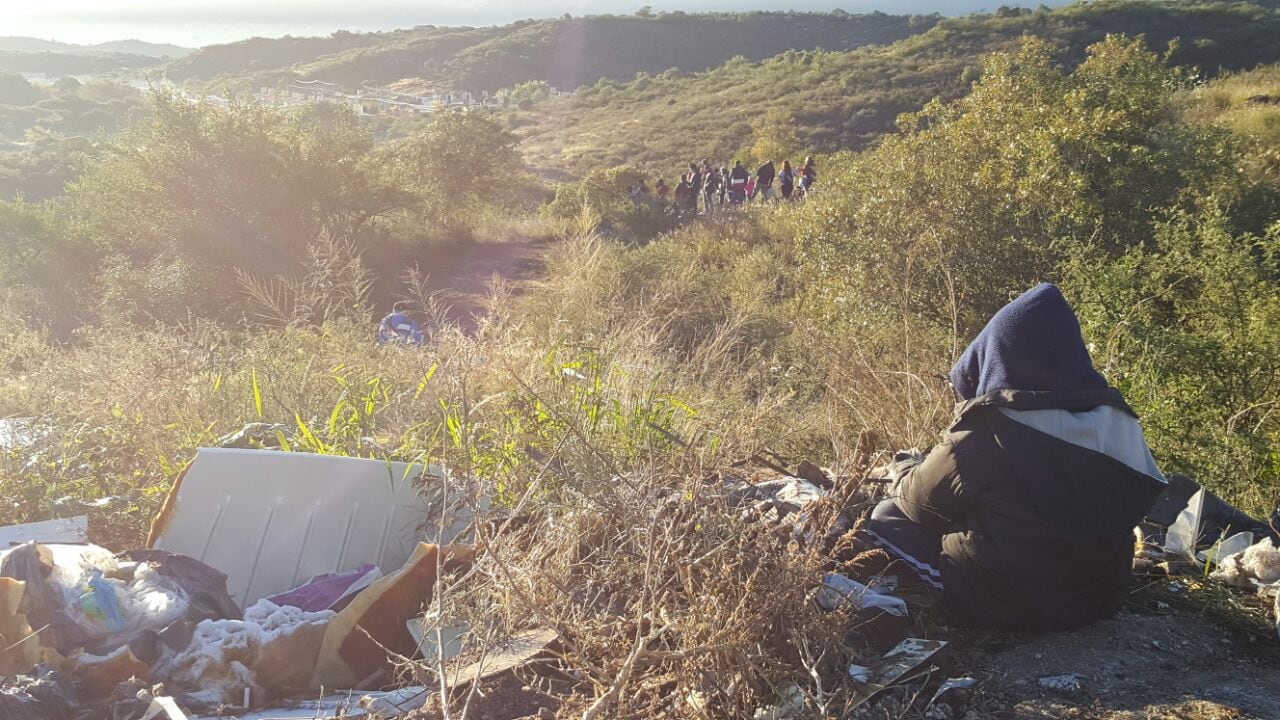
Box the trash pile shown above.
[0,448,526,720]
[1139,473,1280,635]
[6,445,1279,720]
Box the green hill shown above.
[0,51,162,76]
[0,37,190,58]
[166,11,936,93]
[513,0,1280,175]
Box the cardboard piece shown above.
[0,516,88,549]
[0,578,45,675]
[71,646,150,699]
[310,544,473,689]
[445,627,558,687]
[254,615,330,692]
[148,449,476,605]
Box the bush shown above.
[1063,208,1280,514]
[543,165,676,239]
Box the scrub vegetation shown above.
[1,2,1280,716]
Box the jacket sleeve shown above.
[895,440,965,534]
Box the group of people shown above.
[632,156,818,216]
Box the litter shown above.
[815,573,908,616]
[141,696,191,720]
[1038,673,1084,692]
[847,664,870,683]
[121,549,242,622]
[1163,489,1205,559]
[928,677,978,708]
[752,683,804,720]
[148,449,477,605]
[1210,537,1280,588]
[266,563,381,613]
[218,686,430,720]
[153,598,334,707]
[1153,478,1275,562]
[69,645,150,699]
[0,578,58,676]
[442,627,557,687]
[0,667,78,720]
[311,543,473,689]
[849,638,948,709]
[1197,531,1255,565]
[408,613,469,664]
[0,517,88,549]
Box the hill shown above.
[165,11,937,93]
[0,51,163,76]
[0,36,190,58]
[513,0,1280,175]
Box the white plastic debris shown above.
[928,677,978,708]
[0,516,89,548]
[1038,674,1084,692]
[847,664,870,683]
[1197,531,1255,565]
[816,573,908,616]
[752,684,804,720]
[1164,489,1205,559]
[141,697,190,720]
[1210,538,1280,588]
[1274,587,1280,641]
[154,599,335,706]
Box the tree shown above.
[794,36,1218,342]
[749,107,801,166]
[379,111,524,232]
[53,76,82,96]
[1063,208,1280,512]
[65,92,409,322]
[636,6,655,18]
[0,74,42,107]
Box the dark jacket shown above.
[756,161,776,187]
[899,284,1165,631]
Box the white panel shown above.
[152,449,469,605]
[0,515,89,548]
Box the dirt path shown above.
[974,604,1280,718]
[414,237,548,331]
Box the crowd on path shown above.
[630,155,818,217]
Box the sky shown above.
[1,1,1068,47]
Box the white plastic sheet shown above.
[816,573,908,616]
[151,449,476,604]
[0,516,88,548]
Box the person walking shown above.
[701,160,720,215]
[800,155,818,198]
[728,161,749,206]
[779,160,796,201]
[755,159,776,202]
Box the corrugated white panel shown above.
[152,449,470,605]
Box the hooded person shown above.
[863,283,1166,631]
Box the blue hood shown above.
[950,284,1107,400]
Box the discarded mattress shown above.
[147,449,476,605]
